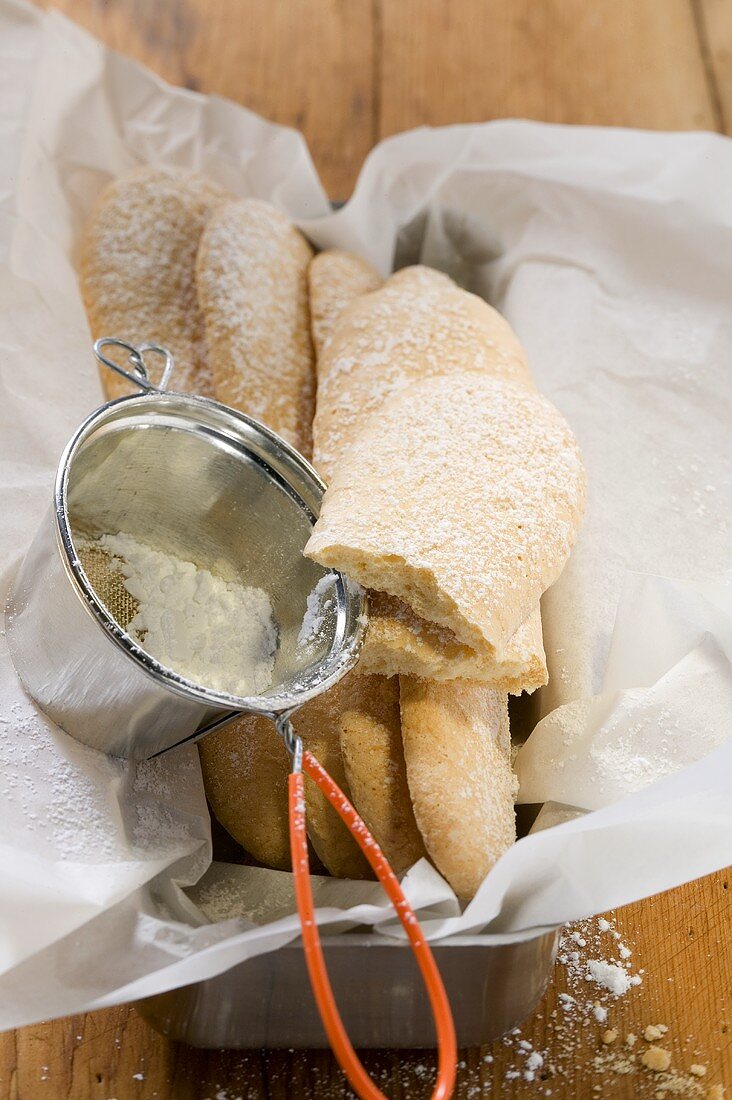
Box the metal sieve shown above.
[5,338,458,1098]
[5,339,367,760]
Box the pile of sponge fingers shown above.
[81,166,585,899]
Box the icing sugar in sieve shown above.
[75,531,279,698]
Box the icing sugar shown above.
[93,532,277,697]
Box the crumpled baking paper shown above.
[0,0,730,1029]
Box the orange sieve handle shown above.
[288,749,457,1100]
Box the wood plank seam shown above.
[372,0,383,152]
[690,0,727,131]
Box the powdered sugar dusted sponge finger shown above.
[399,677,517,900]
[294,673,370,879]
[200,247,374,876]
[337,673,425,875]
[199,679,370,878]
[199,714,292,870]
[195,200,315,870]
[308,252,424,873]
[196,199,315,456]
[313,265,546,690]
[80,166,229,399]
[306,372,586,655]
[313,265,531,482]
[309,249,382,359]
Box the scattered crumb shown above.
[448,914,716,1096]
[651,1072,707,1097]
[689,1065,707,1077]
[642,1047,672,1072]
[594,1050,636,1076]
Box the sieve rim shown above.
[53,389,367,717]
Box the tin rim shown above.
[53,389,367,718]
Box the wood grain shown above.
[379,0,719,138]
[7,0,732,1097]
[696,0,732,132]
[44,0,376,199]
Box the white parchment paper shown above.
[0,0,730,1028]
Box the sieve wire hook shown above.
[94,337,174,393]
[275,712,303,774]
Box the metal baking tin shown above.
[137,926,559,1048]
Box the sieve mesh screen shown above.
[75,535,139,631]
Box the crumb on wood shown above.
[641,1046,672,1072]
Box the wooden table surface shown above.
[3,2,731,1097]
